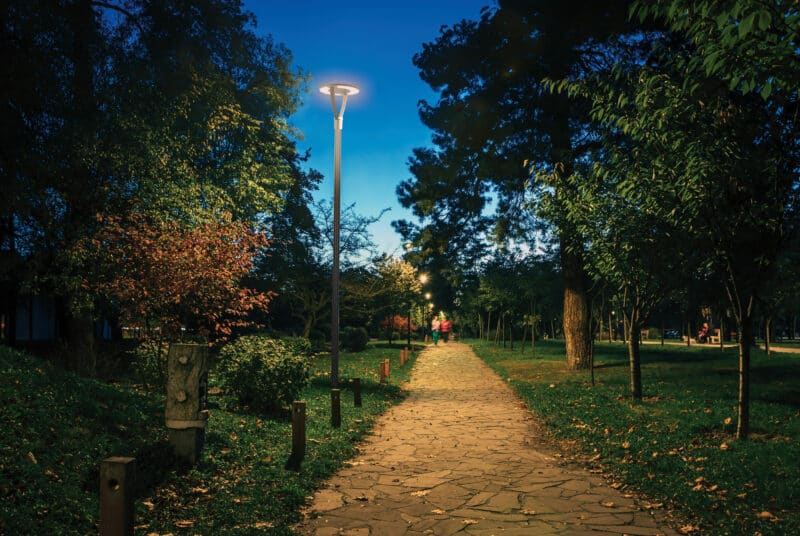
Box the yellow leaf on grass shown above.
[724,417,732,425]
[175,520,194,528]
[757,511,778,521]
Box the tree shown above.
[400,0,643,370]
[79,212,272,341]
[560,2,800,433]
[376,257,423,345]
[1,0,305,373]
[257,199,387,339]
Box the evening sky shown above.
[243,0,492,255]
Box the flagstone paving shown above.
[294,342,680,535]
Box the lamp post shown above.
[320,82,359,387]
[424,292,431,342]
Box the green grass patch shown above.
[1,341,419,535]
[468,338,800,536]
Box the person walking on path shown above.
[295,342,679,535]
[440,317,452,343]
[430,316,440,345]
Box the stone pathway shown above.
[294,342,679,535]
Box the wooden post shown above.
[287,401,306,469]
[380,360,387,383]
[385,358,390,378]
[166,344,208,464]
[100,457,136,536]
[353,377,362,407]
[331,389,341,428]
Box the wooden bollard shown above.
[287,401,306,469]
[331,389,341,428]
[100,456,136,536]
[384,358,390,378]
[353,377,362,407]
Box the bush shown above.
[341,326,369,352]
[281,336,313,358]
[131,338,169,390]
[308,329,327,352]
[216,335,309,415]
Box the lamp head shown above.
[319,82,360,97]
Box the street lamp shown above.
[320,82,359,387]
[424,292,431,342]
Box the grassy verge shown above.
[1,341,419,535]
[467,338,800,536]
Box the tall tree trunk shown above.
[626,309,642,400]
[486,311,492,342]
[736,315,753,439]
[562,242,591,369]
[765,316,772,356]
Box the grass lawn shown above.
[0,341,418,535]
[467,338,800,536]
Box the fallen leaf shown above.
[26,452,37,464]
[621,441,631,449]
[411,489,430,497]
[724,417,732,425]
[191,487,209,494]
[720,443,729,450]
[642,501,663,509]
[462,519,479,525]
[261,456,272,464]
[610,482,623,489]
[175,520,194,528]
[521,509,537,515]
[601,501,615,508]
[678,524,698,534]
[431,508,446,514]
[757,511,778,521]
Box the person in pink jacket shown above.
[440,317,452,343]
[431,317,441,345]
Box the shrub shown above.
[281,336,313,358]
[308,329,327,351]
[341,326,369,352]
[131,338,169,390]
[216,335,309,414]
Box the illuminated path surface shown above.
[295,342,679,535]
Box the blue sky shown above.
[243,0,492,255]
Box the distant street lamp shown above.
[423,291,431,342]
[320,82,359,387]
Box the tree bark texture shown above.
[561,242,591,370]
[626,311,642,400]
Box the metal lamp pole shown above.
[320,82,359,387]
